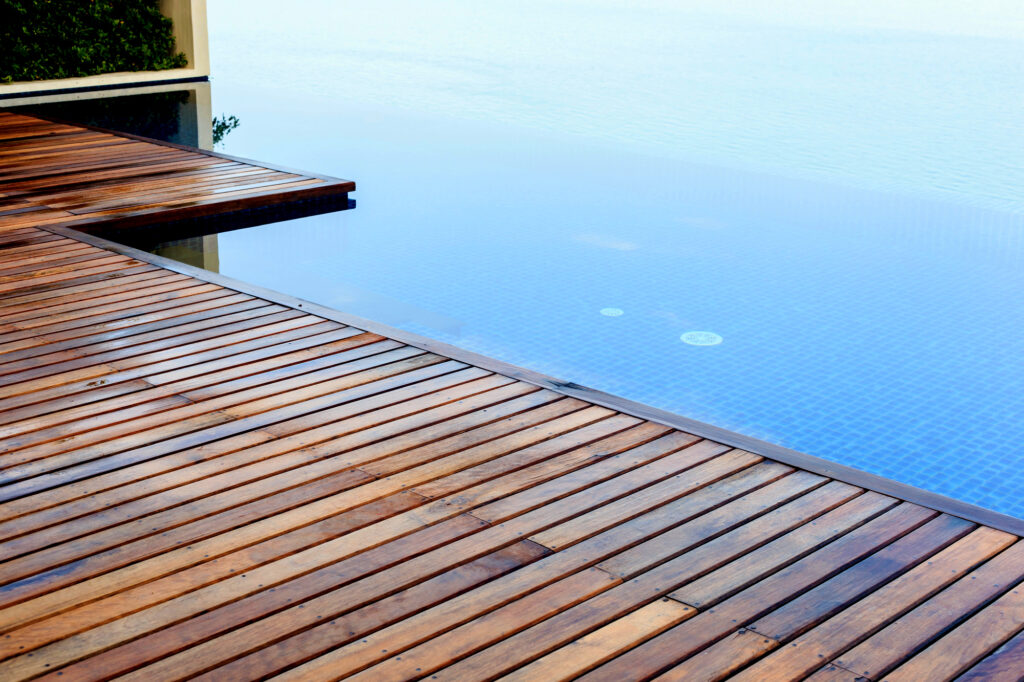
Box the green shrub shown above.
[212,114,240,147]
[0,1,188,83]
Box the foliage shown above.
[212,114,240,147]
[0,0,187,83]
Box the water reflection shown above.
[3,81,216,148]
[149,235,221,271]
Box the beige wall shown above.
[160,0,211,76]
[0,0,209,96]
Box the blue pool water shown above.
[159,2,1024,515]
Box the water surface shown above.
[150,1,1024,515]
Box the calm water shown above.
[149,2,1024,515]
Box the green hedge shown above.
[0,1,187,83]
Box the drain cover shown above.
[681,331,722,346]
[600,308,624,317]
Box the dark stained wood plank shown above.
[0,364,497,502]
[0,274,199,325]
[0,386,560,550]
[0,322,360,417]
[0,309,310,387]
[0,289,249,354]
[0,258,138,295]
[0,268,172,310]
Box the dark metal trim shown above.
[43,224,1024,537]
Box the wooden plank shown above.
[668,501,942,609]
[190,541,551,681]
[0,390,567,560]
[228,463,789,680]
[0,259,141,295]
[0,265,160,304]
[745,515,975,642]
[804,664,863,681]
[0,323,360,416]
[885,584,1024,681]
[528,448,764,551]
[85,437,738,679]
[0,273,200,326]
[0,291,252,356]
[351,568,624,681]
[575,502,933,681]
[724,527,1017,681]
[0,295,269,365]
[0,313,325,402]
[0,282,230,334]
[0,331,387,439]
[955,627,1024,681]
[10,163,252,205]
[646,515,975,681]
[62,171,297,214]
[498,599,694,682]
[0,397,581,630]
[0,269,176,315]
[833,539,1024,678]
[0,305,297,380]
[429,466,811,680]
[0,340,420,466]
[0,365,498,502]
[0,368,526,557]
[0,491,425,657]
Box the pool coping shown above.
[43,222,1024,537]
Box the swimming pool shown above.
[118,2,1024,516]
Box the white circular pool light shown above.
[681,331,723,346]
[600,308,624,317]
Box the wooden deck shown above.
[0,111,353,233]
[1,113,1023,681]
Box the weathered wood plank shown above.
[577,502,934,681]
[833,539,1024,678]
[725,527,1017,681]
[955,627,1024,681]
[647,515,975,681]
